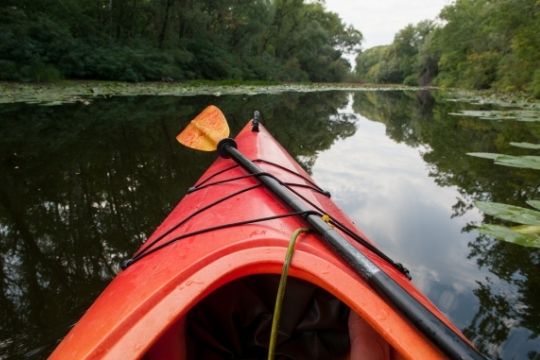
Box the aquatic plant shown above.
[475,201,540,248]
[468,144,540,247]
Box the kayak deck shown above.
[50,121,462,359]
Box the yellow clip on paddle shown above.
[177,105,230,151]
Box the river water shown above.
[0,90,539,359]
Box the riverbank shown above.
[1,81,538,109]
[0,81,421,106]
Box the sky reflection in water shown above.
[313,101,483,322]
[311,94,540,357]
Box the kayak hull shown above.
[50,120,460,359]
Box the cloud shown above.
[324,0,453,48]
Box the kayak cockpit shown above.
[144,275,397,360]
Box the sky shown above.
[325,0,453,49]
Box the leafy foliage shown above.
[0,0,362,82]
[355,21,435,85]
[355,0,540,97]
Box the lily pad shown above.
[478,224,540,248]
[527,200,540,211]
[510,142,540,150]
[0,81,420,105]
[449,109,540,122]
[449,110,515,120]
[512,225,540,235]
[475,201,540,225]
[467,153,540,170]
[467,152,500,160]
[495,155,540,170]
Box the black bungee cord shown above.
[121,158,411,280]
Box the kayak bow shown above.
[51,108,484,360]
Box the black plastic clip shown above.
[252,111,261,132]
[217,138,238,158]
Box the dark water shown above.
[0,91,539,359]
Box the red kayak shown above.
[51,110,479,359]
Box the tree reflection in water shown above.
[0,92,356,358]
[2,90,538,359]
[353,91,540,358]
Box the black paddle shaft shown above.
[219,139,486,360]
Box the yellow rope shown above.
[267,227,310,360]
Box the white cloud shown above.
[311,110,485,311]
[324,0,453,48]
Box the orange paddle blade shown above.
[176,105,230,151]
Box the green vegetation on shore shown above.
[0,0,361,83]
[356,0,540,97]
[0,80,419,105]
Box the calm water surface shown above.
[0,91,539,359]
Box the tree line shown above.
[356,0,540,97]
[0,0,362,82]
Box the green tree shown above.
[0,0,363,82]
[355,21,434,85]
[356,0,540,97]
